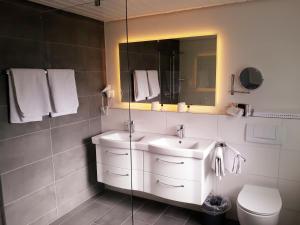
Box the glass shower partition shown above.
[0,0,135,225]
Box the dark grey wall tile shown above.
[0,0,106,222]
[0,37,45,71]
[84,48,105,71]
[89,117,101,136]
[28,208,57,225]
[50,97,90,128]
[0,1,43,40]
[0,107,50,140]
[53,144,94,180]
[5,185,56,225]
[0,129,51,173]
[55,165,97,206]
[88,71,106,95]
[75,19,104,49]
[43,13,78,45]
[56,183,102,220]
[51,121,90,154]
[89,96,101,118]
[46,43,85,70]
[2,158,54,204]
[75,72,90,97]
[44,12,104,49]
[75,71,105,97]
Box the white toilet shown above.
[237,184,282,225]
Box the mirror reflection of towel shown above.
[133,70,150,101]
[147,70,160,99]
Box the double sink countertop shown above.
[92,130,216,160]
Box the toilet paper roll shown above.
[177,102,186,113]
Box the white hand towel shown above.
[211,145,225,179]
[224,145,243,174]
[47,69,79,117]
[8,75,43,123]
[133,70,150,102]
[9,69,51,123]
[147,70,160,99]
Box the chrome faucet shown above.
[124,120,135,133]
[176,124,185,139]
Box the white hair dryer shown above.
[101,85,114,115]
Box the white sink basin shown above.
[149,138,199,150]
[149,137,215,159]
[92,131,145,149]
[100,132,144,142]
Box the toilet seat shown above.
[237,185,282,216]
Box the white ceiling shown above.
[29,0,254,22]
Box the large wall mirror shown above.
[119,35,217,106]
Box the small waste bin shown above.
[201,195,231,225]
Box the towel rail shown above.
[215,142,246,162]
[5,69,48,75]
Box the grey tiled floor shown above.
[51,190,238,225]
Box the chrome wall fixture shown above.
[230,74,250,95]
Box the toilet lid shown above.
[237,185,282,216]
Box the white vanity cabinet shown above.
[93,131,215,205]
[95,145,144,191]
[144,152,213,205]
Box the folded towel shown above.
[133,70,150,102]
[9,69,51,123]
[8,75,42,123]
[147,70,160,99]
[47,69,79,117]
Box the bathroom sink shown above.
[100,132,144,142]
[149,137,216,159]
[92,131,145,149]
[149,138,199,150]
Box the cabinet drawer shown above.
[144,152,202,181]
[144,172,204,205]
[96,145,143,170]
[97,164,143,191]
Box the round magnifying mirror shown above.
[239,67,263,90]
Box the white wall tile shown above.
[229,143,280,178]
[166,112,218,139]
[219,115,283,146]
[131,110,167,134]
[279,150,300,182]
[278,179,300,211]
[217,173,278,198]
[101,109,128,132]
[282,120,300,151]
[218,116,247,144]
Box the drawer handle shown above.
[105,151,129,156]
[156,158,184,164]
[156,179,184,188]
[106,170,129,176]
